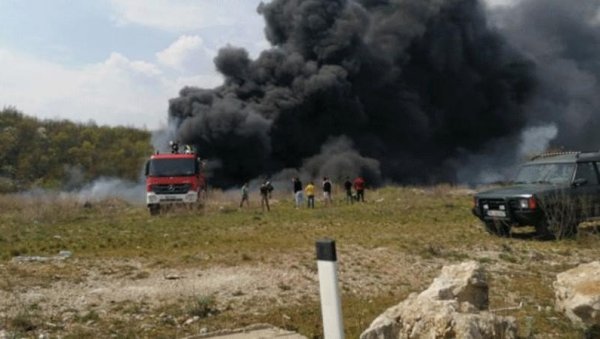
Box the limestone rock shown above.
[554,261,600,327]
[420,260,489,309]
[360,261,517,339]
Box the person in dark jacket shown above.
[344,177,353,204]
[265,180,274,199]
[260,180,271,211]
[322,177,332,206]
[293,177,304,208]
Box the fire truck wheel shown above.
[149,204,160,216]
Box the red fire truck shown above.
[144,142,206,215]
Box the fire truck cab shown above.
[144,143,205,215]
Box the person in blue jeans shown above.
[240,182,249,208]
[322,177,332,206]
[305,182,315,208]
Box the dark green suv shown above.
[472,152,600,239]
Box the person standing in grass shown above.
[265,179,274,199]
[292,177,303,208]
[322,177,332,206]
[354,176,366,202]
[260,180,271,212]
[239,182,249,208]
[344,177,353,204]
[305,181,315,208]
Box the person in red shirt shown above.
[353,176,365,202]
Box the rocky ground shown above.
[1,242,598,338]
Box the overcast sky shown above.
[0,0,511,130]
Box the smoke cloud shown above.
[168,0,543,187]
[491,0,600,152]
[75,178,144,203]
[518,124,558,158]
[301,136,381,184]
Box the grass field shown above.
[1,186,599,338]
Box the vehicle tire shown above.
[535,217,578,240]
[554,220,578,239]
[534,220,553,240]
[484,221,511,237]
[149,204,160,216]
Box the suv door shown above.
[573,162,600,219]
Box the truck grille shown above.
[479,198,506,210]
[151,184,191,194]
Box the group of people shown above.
[293,177,328,208]
[347,176,366,202]
[239,180,273,211]
[240,176,366,211]
[293,176,365,209]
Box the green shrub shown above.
[187,295,218,318]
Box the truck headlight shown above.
[185,192,197,202]
[519,197,537,209]
[519,199,529,209]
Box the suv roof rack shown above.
[530,151,581,161]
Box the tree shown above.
[0,107,153,191]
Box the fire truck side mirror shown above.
[144,161,149,176]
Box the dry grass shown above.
[0,186,598,338]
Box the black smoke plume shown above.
[453,0,600,183]
[301,136,381,184]
[491,0,600,151]
[169,0,535,187]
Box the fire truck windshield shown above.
[148,158,197,177]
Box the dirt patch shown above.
[0,246,438,318]
[1,242,596,338]
[1,260,308,315]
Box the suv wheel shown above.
[484,221,511,237]
[535,217,578,240]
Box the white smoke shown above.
[75,178,145,204]
[151,119,179,153]
[454,138,518,185]
[455,124,558,185]
[62,165,86,190]
[17,177,145,205]
[484,0,521,8]
[518,124,558,158]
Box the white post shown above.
[316,239,344,339]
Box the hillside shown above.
[0,108,152,192]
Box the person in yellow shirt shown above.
[305,181,315,208]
